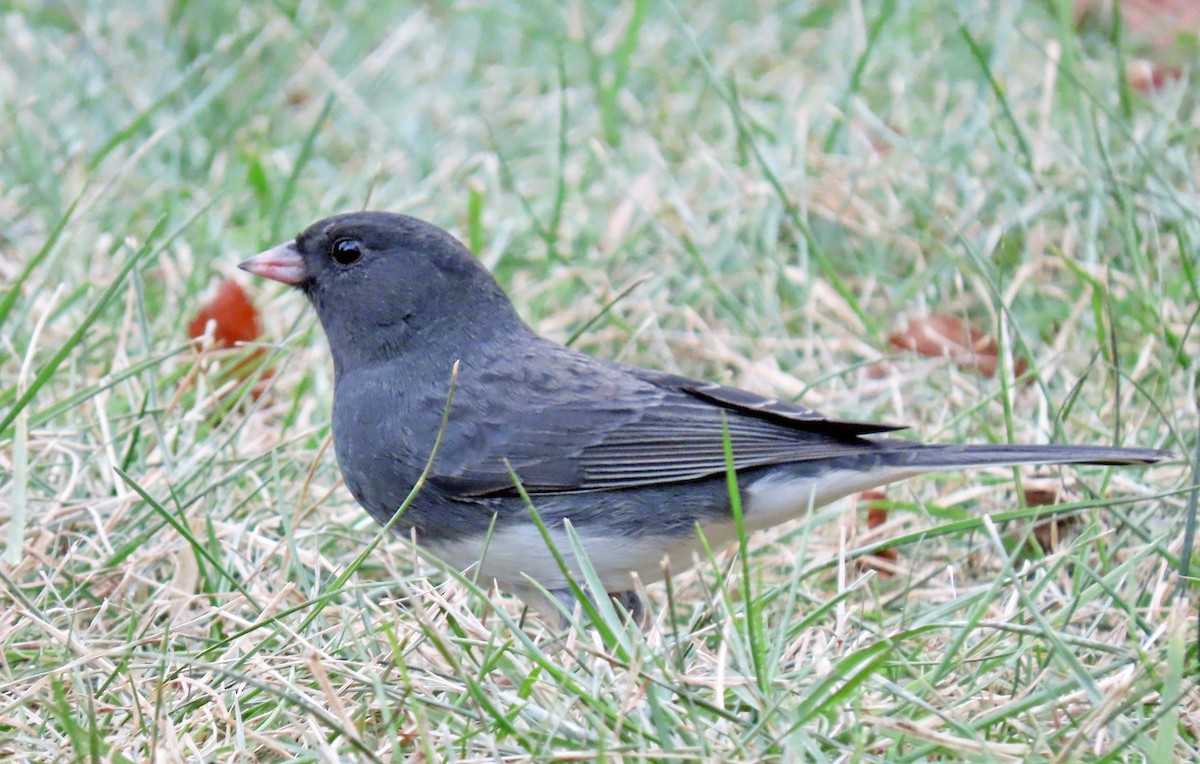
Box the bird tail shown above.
[741,442,1166,532]
[885,442,1168,470]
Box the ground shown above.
[0,1,1196,761]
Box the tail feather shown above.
[888,442,1169,469]
[742,441,1166,532]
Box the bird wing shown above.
[429,350,907,498]
[629,368,906,436]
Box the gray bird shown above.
[239,211,1166,623]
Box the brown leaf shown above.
[863,360,896,380]
[185,280,272,406]
[1077,0,1196,88]
[863,490,889,529]
[858,489,898,575]
[1032,514,1082,553]
[1023,483,1080,552]
[1125,58,1182,92]
[1076,0,1200,49]
[1023,485,1062,507]
[889,314,1028,378]
[188,279,262,348]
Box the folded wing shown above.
[431,358,906,497]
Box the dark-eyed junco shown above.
[239,211,1166,622]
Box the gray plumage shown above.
[239,211,1166,624]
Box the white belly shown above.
[425,465,921,591]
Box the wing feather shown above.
[430,354,905,497]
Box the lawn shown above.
[1,1,1196,760]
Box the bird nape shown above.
[239,211,1168,626]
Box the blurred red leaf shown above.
[864,360,896,380]
[1126,58,1181,92]
[889,315,1028,379]
[1023,483,1082,552]
[188,279,262,348]
[1076,0,1199,47]
[1076,0,1193,91]
[863,490,890,529]
[185,280,272,406]
[858,489,898,575]
[1023,485,1062,507]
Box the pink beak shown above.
[238,242,307,286]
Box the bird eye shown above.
[330,238,362,266]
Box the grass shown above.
[1,0,1197,760]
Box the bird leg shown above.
[511,585,647,628]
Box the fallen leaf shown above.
[1076,0,1199,48]
[889,314,1028,378]
[185,279,272,406]
[188,279,262,348]
[1023,485,1062,507]
[858,489,898,575]
[864,360,896,380]
[1125,58,1182,92]
[1076,0,1194,91]
[1024,482,1081,552]
[863,490,890,529]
